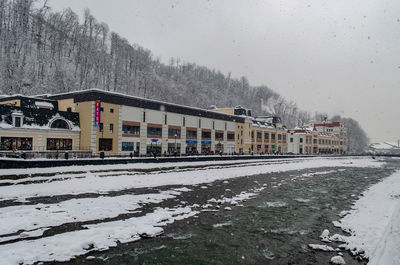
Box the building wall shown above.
[94,102,120,154]
[0,99,21,106]
[57,99,75,112]
[243,120,252,154]
[213,109,235,115]
[0,129,79,151]
[74,101,93,152]
[118,105,237,155]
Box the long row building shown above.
[0,89,346,156]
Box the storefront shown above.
[121,141,140,154]
[185,140,197,154]
[201,140,212,154]
[0,137,33,151]
[226,142,235,154]
[215,142,224,153]
[47,138,72,150]
[147,139,161,156]
[167,143,181,154]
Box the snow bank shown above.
[0,157,383,201]
[0,191,178,237]
[0,206,198,265]
[335,170,400,264]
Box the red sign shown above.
[95,100,101,127]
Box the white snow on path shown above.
[0,158,274,176]
[335,170,400,265]
[0,191,179,237]
[0,206,198,265]
[0,157,383,201]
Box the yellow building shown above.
[49,89,243,155]
[212,107,288,154]
[0,96,81,157]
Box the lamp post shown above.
[174,133,177,155]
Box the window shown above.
[202,130,211,139]
[168,143,181,153]
[199,119,201,128]
[271,133,276,140]
[99,138,112,151]
[1,137,32,150]
[183,116,186,126]
[165,114,167,125]
[225,122,227,130]
[290,137,293,143]
[227,133,235,141]
[300,138,303,143]
[47,138,72,150]
[215,132,224,140]
[100,107,104,112]
[110,108,114,113]
[14,117,21,127]
[143,111,146,122]
[187,129,197,138]
[109,123,113,133]
[278,134,282,140]
[147,126,162,137]
[313,139,317,144]
[168,128,181,137]
[99,123,103,132]
[213,121,215,129]
[67,107,72,112]
[122,142,134,151]
[264,132,269,140]
[251,131,254,139]
[122,124,140,135]
[283,135,286,141]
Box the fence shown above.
[0,150,93,159]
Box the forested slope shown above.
[0,0,368,152]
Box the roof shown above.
[314,122,341,127]
[48,89,245,123]
[370,142,400,150]
[0,95,58,109]
[0,105,79,129]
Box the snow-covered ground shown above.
[333,169,400,265]
[0,157,390,264]
[0,157,382,201]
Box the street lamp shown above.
[174,133,177,156]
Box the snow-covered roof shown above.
[35,101,54,109]
[50,89,245,123]
[370,142,399,150]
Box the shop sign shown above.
[186,140,197,144]
[94,100,101,127]
[201,141,212,144]
[151,139,159,142]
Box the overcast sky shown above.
[46,0,400,143]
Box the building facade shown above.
[212,107,287,154]
[48,89,243,155]
[287,122,347,154]
[0,96,80,153]
[0,90,348,157]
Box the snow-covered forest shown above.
[0,0,368,152]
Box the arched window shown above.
[50,119,70,129]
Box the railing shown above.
[0,149,93,159]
